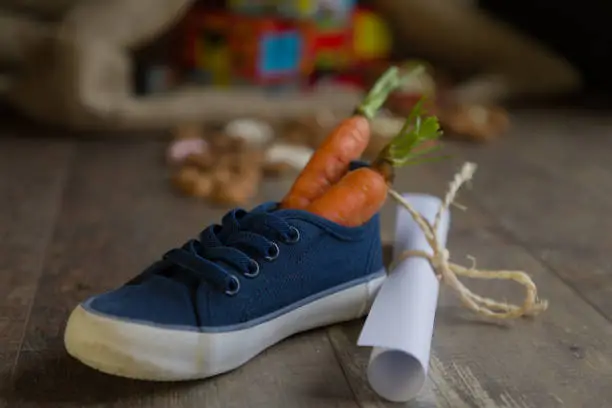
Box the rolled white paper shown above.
[357,193,451,402]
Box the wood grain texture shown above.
[0,351,18,408]
[9,334,357,408]
[0,136,73,353]
[437,111,612,319]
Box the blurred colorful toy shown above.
[352,6,392,62]
[173,1,393,92]
[279,0,356,23]
[179,9,232,86]
[229,16,316,86]
[276,0,319,19]
[308,4,391,73]
[311,25,353,70]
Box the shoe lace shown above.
[161,208,300,296]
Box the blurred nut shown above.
[183,152,214,169]
[212,166,234,186]
[210,175,260,207]
[239,149,265,167]
[208,133,246,152]
[173,166,202,195]
[214,149,265,176]
[210,186,250,206]
[191,174,214,198]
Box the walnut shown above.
[207,132,246,153]
[172,166,214,198]
[210,169,262,206]
[191,175,214,198]
[210,184,253,206]
[214,154,246,175]
[169,123,270,205]
[211,166,234,186]
[205,146,265,206]
[183,151,214,170]
[239,148,265,167]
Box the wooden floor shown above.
[1,109,612,407]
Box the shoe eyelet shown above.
[265,242,280,261]
[283,226,300,244]
[244,259,260,278]
[225,275,241,296]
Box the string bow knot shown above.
[388,162,548,320]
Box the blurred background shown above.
[0,0,610,208]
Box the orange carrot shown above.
[280,66,414,210]
[306,99,445,227]
[306,167,388,227]
[279,116,369,210]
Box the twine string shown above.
[387,162,548,319]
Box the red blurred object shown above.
[178,8,232,69]
[311,27,353,70]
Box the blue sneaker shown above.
[64,171,386,381]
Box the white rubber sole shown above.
[64,273,386,381]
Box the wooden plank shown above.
[503,110,612,184]
[438,112,612,317]
[13,140,358,407]
[9,333,356,408]
[0,352,17,408]
[328,160,612,407]
[0,136,73,353]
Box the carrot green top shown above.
[354,65,426,121]
[386,98,445,167]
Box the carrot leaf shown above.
[355,65,426,121]
[384,97,445,168]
